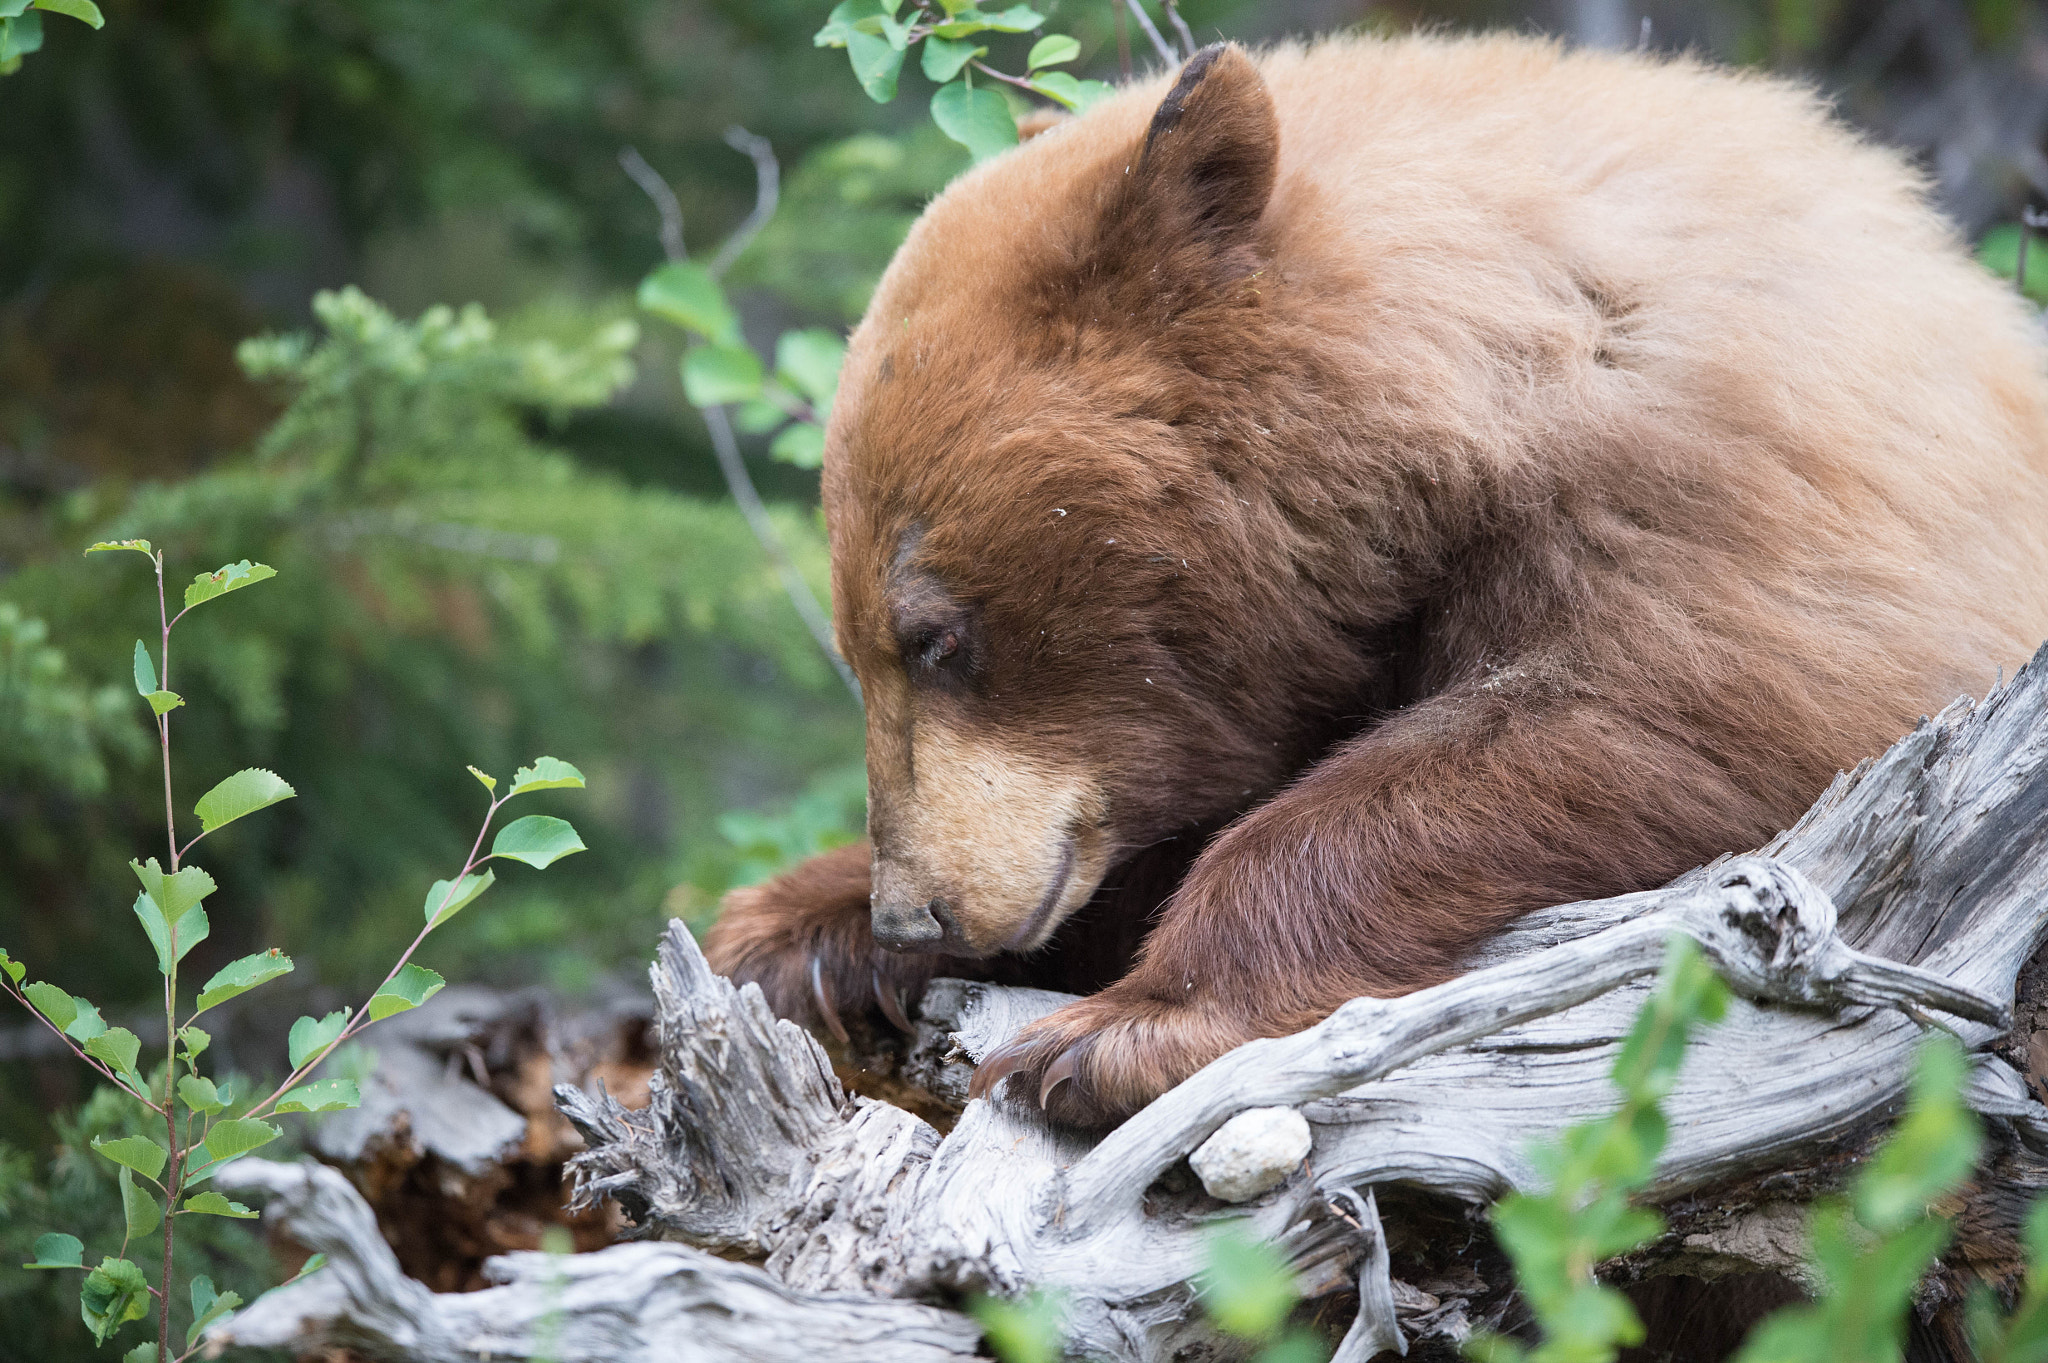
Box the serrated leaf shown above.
[288,1009,349,1069]
[178,1024,210,1063]
[131,890,208,976]
[33,0,104,26]
[681,342,766,406]
[202,1117,280,1161]
[22,1231,83,1269]
[194,948,293,1013]
[91,1134,168,1181]
[424,867,494,928]
[274,1078,360,1114]
[194,768,296,835]
[121,1344,156,1363]
[369,962,446,1020]
[80,1258,150,1344]
[85,538,152,557]
[636,261,738,342]
[132,639,154,696]
[183,1191,258,1218]
[23,980,74,1031]
[66,995,106,1041]
[85,1026,141,1080]
[921,34,984,82]
[467,765,497,792]
[509,755,585,795]
[187,1275,243,1348]
[1028,71,1113,113]
[492,814,586,868]
[144,689,182,716]
[846,28,905,101]
[130,856,216,920]
[182,560,277,610]
[178,1073,225,1114]
[120,1166,162,1240]
[770,422,827,468]
[932,80,1018,162]
[0,947,22,984]
[1026,33,1078,68]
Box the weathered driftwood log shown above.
[211,651,2048,1362]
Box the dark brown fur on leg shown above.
[703,840,984,1041]
[975,691,1788,1126]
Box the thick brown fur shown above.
[705,33,2048,1126]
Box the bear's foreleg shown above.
[702,839,983,1042]
[973,693,1779,1126]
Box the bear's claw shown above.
[809,955,850,1044]
[874,968,915,1034]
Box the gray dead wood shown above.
[214,651,2048,1361]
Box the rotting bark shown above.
[209,650,2048,1362]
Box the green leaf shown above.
[33,0,104,27]
[979,4,1045,30]
[178,1073,226,1115]
[182,560,277,611]
[194,948,294,1013]
[132,639,154,696]
[66,995,106,1041]
[733,399,788,435]
[183,1191,258,1219]
[120,1166,162,1240]
[195,767,297,835]
[1028,71,1114,113]
[970,1288,1067,1363]
[23,980,74,1031]
[85,538,151,556]
[636,260,740,342]
[130,857,216,921]
[131,891,209,976]
[921,35,985,82]
[1199,1224,1299,1339]
[681,343,766,406]
[932,16,995,38]
[369,962,446,1020]
[188,1275,243,1347]
[288,1009,349,1069]
[774,329,846,412]
[91,1134,168,1181]
[932,80,1019,162]
[846,28,905,102]
[84,1026,141,1079]
[178,1025,210,1063]
[292,1252,329,1280]
[0,10,42,61]
[424,867,494,928]
[22,1231,83,1269]
[143,689,182,716]
[509,755,586,795]
[814,0,885,47]
[202,1117,281,1162]
[274,1078,361,1114]
[121,1344,156,1363]
[467,765,497,792]
[0,946,22,984]
[80,1258,150,1344]
[770,422,827,469]
[492,814,587,868]
[1026,33,1078,68]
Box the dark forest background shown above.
[2,0,2044,1351]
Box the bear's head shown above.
[824,46,1382,957]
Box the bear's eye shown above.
[918,628,961,667]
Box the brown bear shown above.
[705,33,2048,1127]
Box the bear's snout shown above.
[871,896,952,952]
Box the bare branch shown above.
[1159,0,1198,61]
[709,126,780,280]
[619,146,686,264]
[1122,0,1176,68]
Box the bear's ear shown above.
[1125,43,1277,248]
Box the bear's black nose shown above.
[872,899,949,951]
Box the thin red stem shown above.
[969,59,1039,91]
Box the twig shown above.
[1122,0,1176,67]
[1159,0,1197,60]
[619,138,861,703]
[619,147,686,263]
[1114,0,1131,79]
[709,127,780,280]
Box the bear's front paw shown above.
[968,988,1256,1128]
